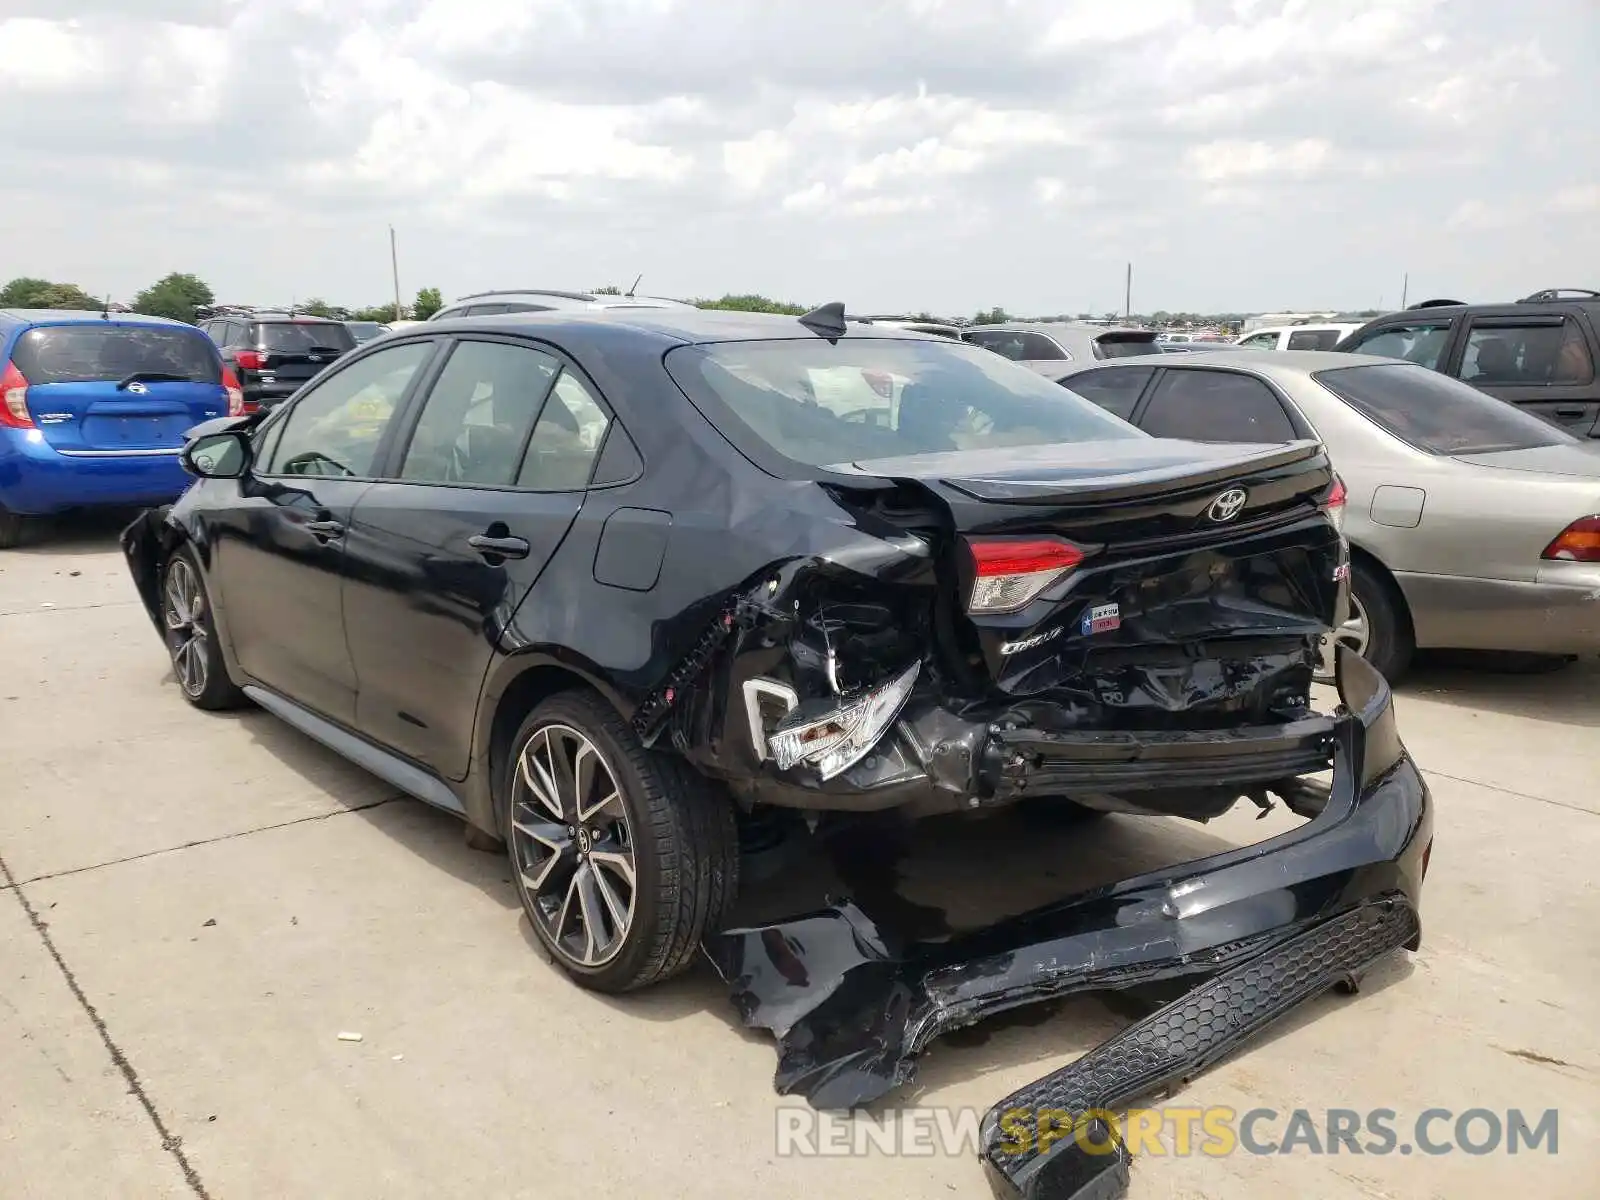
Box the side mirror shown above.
[182,430,251,479]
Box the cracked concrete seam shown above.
[0,847,215,1199]
[0,794,405,893]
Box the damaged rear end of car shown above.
[650,333,1349,826]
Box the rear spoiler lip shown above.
[925,440,1327,506]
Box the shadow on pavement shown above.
[1399,653,1600,728]
[6,507,141,555]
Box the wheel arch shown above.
[1346,540,1416,643]
[476,653,635,831]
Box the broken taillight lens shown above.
[964,536,1085,614]
[1541,515,1600,563]
[1321,476,1347,537]
[768,662,920,780]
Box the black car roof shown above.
[418,306,946,348]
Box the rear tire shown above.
[162,548,247,710]
[0,505,24,549]
[1323,559,1413,683]
[504,689,738,993]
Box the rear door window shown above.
[9,325,220,384]
[516,371,611,490]
[1287,328,1342,351]
[1460,318,1594,386]
[1060,366,1155,419]
[1346,321,1453,370]
[398,340,559,486]
[1137,369,1299,442]
[1237,331,1281,350]
[254,322,356,353]
[1092,332,1160,359]
[964,330,1068,361]
[1313,362,1574,454]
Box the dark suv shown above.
[1334,289,1600,437]
[199,314,356,411]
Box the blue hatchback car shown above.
[0,309,242,547]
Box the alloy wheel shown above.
[1316,592,1371,681]
[163,559,210,698]
[510,724,637,969]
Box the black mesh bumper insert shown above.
[980,895,1420,1200]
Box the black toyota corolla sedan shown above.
[122,305,1430,998]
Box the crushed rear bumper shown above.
[708,647,1431,1198]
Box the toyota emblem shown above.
[1206,487,1249,523]
[127,381,148,395]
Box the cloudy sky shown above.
[1,0,1596,316]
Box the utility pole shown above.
[1124,262,1132,320]
[390,224,403,321]
[1400,272,1409,309]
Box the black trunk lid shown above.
[855,438,1343,723]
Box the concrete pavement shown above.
[2,514,1596,1198]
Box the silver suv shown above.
[426,289,697,321]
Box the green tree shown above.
[972,306,1009,324]
[351,304,399,323]
[132,272,215,324]
[412,286,443,320]
[299,298,338,318]
[695,293,808,315]
[0,277,102,309]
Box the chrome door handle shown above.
[468,534,530,560]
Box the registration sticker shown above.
[1081,602,1121,636]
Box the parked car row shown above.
[1045,350,1600,678]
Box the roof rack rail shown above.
[1406,298,1466,309]
[453,288,597,303]
[1518,288,1600,304]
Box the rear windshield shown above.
[1094,331,1161,359]
[664,338,1144,469]
[10,325,219,385]
[253,322,356,352]
[1313,363,1575,455]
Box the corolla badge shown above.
[1206,487,1249,523]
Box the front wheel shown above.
[504,690,738,993]
[162,550,246,710]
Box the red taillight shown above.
[1542,515,1600,563]
[964,537,1085,614]
[1321,475,1347,536]
[222,365,245,416]
[236,350,266,371]
[0,360,33,428]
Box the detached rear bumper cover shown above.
[709,647,1430,1196]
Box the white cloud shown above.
[0,0,1593,315]
[1549,184,1600,214]
[722,131,791,192]
[1185,138,1334,183]
[0,18,109,89]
